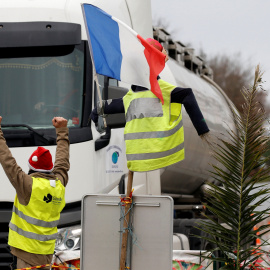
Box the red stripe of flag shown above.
[137,35,166,104]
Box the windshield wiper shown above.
[1,124,55,145]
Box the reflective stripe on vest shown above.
[126,142,184,161]
[124,119,183,140]
[9,222,58,241]
[123,79,185,172]
[12,205,59,228]
[8,177,65,254]
[126,97,163,122]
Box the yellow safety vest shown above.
[8,177,65,254]
[123,79,185,172]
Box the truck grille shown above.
[0,225,12,269]
[0,202,13,270]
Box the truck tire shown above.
[173,218,215,251]
[173,233,190,250]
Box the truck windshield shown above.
[0,44,84,128]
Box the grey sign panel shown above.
[81,194,173,270]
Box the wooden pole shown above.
[120,170,134,270]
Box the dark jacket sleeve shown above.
[91,98,124,124]
[171,87,210,135]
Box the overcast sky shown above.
[151,0,270,94]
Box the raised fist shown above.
[52,117,68,128]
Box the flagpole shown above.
[93,73,107,129]
[120,170,134,270]
[81,4,107,129]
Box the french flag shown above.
[82,4,166,104]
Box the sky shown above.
[151,0,270,95]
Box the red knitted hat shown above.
[28,147,54,172]
[146,38,163,52]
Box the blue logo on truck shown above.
[112,151,119,164]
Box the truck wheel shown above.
[173,218,216,251]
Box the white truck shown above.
[0,0,236,268]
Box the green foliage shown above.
[206,52,270,115]
[198,66,270,270]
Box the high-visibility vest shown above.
[123,79,184,172]
[8,177,65,254]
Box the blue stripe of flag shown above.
[83,4,122,80]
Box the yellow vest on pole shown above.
[8,177,65,254]
[123,79,185,172]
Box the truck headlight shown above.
[55,225,81,251]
